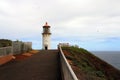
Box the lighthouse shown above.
[42,22,51,50]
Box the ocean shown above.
[92,51,120,70]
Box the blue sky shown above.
[0,0,120,51]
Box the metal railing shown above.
[58,45,78,80]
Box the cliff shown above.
[62,46,120,80]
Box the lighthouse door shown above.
[45,46,48,50]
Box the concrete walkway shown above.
[0,50,61,80]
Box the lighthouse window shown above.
[43,28,50,33]
[48,28,50,33]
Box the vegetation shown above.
[62,46,120,80]
[0,39,12,47]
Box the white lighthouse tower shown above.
[42,22,51,50]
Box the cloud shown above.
[0,0,120,50]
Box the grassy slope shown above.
[62,46,120,80]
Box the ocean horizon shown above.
[92,51,120,70]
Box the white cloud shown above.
[0,0,120,50]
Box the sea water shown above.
[92,51,120,70]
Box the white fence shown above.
[0,41,32,57]
[58,45,78,80]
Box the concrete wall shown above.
[23,42,32,52]
[12,41,32,54]
[58,45,78,80]
[12,41,22,54]
[0,41,32,56]
[0,47,12,56]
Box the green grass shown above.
[62,46,120,80]
[62,46,106,80]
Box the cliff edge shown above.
[62,46,120,80]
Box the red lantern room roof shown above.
[43,22,50,28]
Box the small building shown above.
[59,43,70,47]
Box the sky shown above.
[0,0,120,51]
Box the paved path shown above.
[0,50,61,80]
